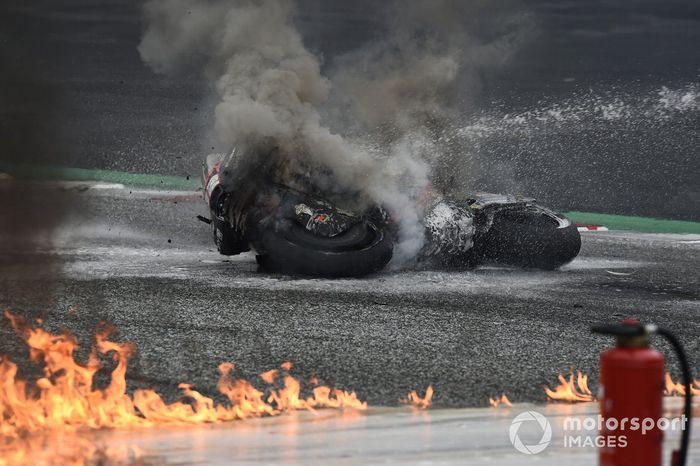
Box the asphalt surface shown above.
[1,183,698,408]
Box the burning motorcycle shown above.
[201,147,394,277]
[200,147,581,277]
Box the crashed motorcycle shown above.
[200,148,581,277]
[201,148,394,277]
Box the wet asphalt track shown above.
[0,184,699,408]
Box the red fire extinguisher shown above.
[592,320,692,466]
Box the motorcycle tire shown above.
[478,206,581,270]
[254,219,393,277]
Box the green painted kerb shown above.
[564,211,700,235]
[0,162,200,191]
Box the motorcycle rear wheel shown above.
[477,206,581,270]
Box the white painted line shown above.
[606,270,635,276]
[90,183,126,190]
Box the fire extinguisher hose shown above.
[653,326,692,466]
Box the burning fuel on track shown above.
[3,309,698,465]
[489,394,513,408]
[0,308,604,464]
[0,308,456,464]
[403,385,434,410]
[0,310,367,464]
[544,371,595,403]
[665,373,700,397]
[541,370,700,402]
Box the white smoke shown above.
[327,0,531,197]
[138,0,529,265]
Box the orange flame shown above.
[280,361,293,371]
[0,310,366,441]
[259,368,278,384]
[544,371,594,402]
[664,372,700,396]
[403,385,433,409]
[488,394,513,408]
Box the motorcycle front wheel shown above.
[253,219,394,278]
